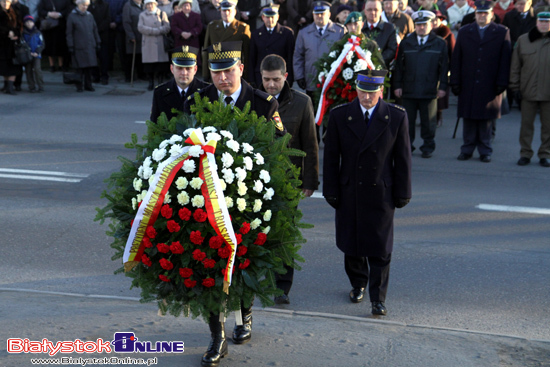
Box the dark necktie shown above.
[225,96,233,106]
[364,110,370,124]
[419,37,424,46]
[318,27,323,36]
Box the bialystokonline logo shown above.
[7,332,184,356]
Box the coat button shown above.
[372,183,377,187]
[373,166,377,170]
[359,182,363,185]
[358,166,362,169]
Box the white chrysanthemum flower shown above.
[342,67,354,81]
[143,156,152,168]
[137,166,144,179]
[236,198,246,212]
[175,177,188,190]
[263,209,272,221]
[226,139,240,153]
[235,167,247,182]
[159,140,169,149]
[219,179,227,191]
[177,191,190,206]
[221,152,234,168]
[225,196,234,208]
[263,187,274,200]
[131,197,137,210]
[220,130,233,140]
[188,145,204,157]
[136,193,143,203]
[206,132,221,142]
[183,159,196,173]
[253,180,263,193]
[170,144,184,157]
[346,50,354,64]
[164,192,172,204]
[190,177,203,190]
[250,218,262,230]
[170,134,184,144]
[354,59,368,72]
[254,153,265,165]
[253,199,262,212]
[243,156,253,171]
[191,195,205,208]
[140,190,147,201]
[318,71,325,83]
[259,170,271,183]
[143,166,153,180]
[152,148,167,162]
[241,142,254,154]
[263,226,271,234]
[133,178,142,192]
[222,168,235,184]
[329,50,337,58]
[237,181,248,196]
[183,128,195,137]
[203,126,217,133]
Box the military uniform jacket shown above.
[150,77,209,123]
[249,23,295,87]
[361,20,398,67]
[183,79,286,137]
[393,32,449,99]
[323,99,412,257]
[450,22,511,120]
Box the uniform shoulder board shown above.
[331,102,351,111]
[254,88,273,102]
[267,95,273,101]
[389,103,406,112]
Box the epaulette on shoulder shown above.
[254,88,273,102]
[389,103,406,112]
[331,102,351,111]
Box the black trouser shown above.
[344,253,391,302]
[275,263,294,295]
[402,98,437,153]
[461,118,494,156]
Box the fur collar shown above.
[528,26,550,42]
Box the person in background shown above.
[105,0,127,81]
[432,10,454,127]
[22,15,45,92]
[503,0,536,46]
[1,0,23,94]
[237,0,261,28]
[331,0,357,21]
[89,0,110,85]
[201,0,222,32]
[286,0,313,34]
[382,0,414,41]
[157,0,172,16]
[38,0,71,72]
[493,0,515,22]
[334,4,352,24]
[171,0,202,64]
[447,0,474,36]
[362,0,398,68]
[123,0,145,82]
[344,11,386,66]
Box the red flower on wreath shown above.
[240,222,251,235]
[157,243,170,253]
[236,234,242,245]
[254,233,267,246]
[202,278,215,288]
[209,236,224,249]
[239,259,250,270]
[159,258,173,270]
[218,246,231,259]
[170,241,184,254]
[179,207,191,221]
[159,275,170,282]
[146,226,157,239]
[143,237,153,248]
[202,258,216,269]
[192,249,206,261]
[184,278,196,288]
[141,254,152,267]
[193,208,207,222]
[236,245,247,257]
[167,220,181,233]
[160,204,173,219]
[190,230,205,245]
[179,267,193,278]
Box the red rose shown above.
[190,230,205,245]
[159,258,173,270]
[157,243,170,253]
[193,208,208,222]
[179,207,191,221]
[167,220,181,233]
[239,259,250,270]
[236,234,242,245]
[170,241,184,254]
[159,275,170,282]
[254,233,267,246]
[192,249,206,261]
[202,258,216,269]
[236,245,247,257]
[179,267,193,278]
[184,278,196,288]
[217,246,231,259]
[141,254,152,267]
[240,222,250,235]
[146,226,157,239]
[160,204,173,219]
[143,237,153,248]
[316,83,321,88]
[202,278,215,288]
[209,236,224,249]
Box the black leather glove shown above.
[451,85,460,96]
[393,197,410,209]
[325,196,339,209]
[297,79,306,90]
[495,85,507,95]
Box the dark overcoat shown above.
[361,20,398,67]
[450,22,511,120]
[170,11,202,50]
[323,98,412,257]
[150,77,209,123]
[66,9,100,69]
[249,23,295,87]
[502,8,536,46]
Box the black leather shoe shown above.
[349,287,365,303]
[274,294,290,304]
[457,153,472,161]
[202,315,228,367]
[84,86,95,92]
[480,155,492,163]
[517,157,531,166]
[232,307,252,344]
[371,301,387,316]
[421,151,433,158]
[540,158,550,167]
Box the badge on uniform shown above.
[272,111,284,132]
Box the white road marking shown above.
[0,168,89,183]
[477,204,550,216]
[135,120,146,124]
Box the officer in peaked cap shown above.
[474,0,495,12]
[411,10,436,23]
[150,45,209,123]
[313,1,331,14]
[324,67,411,318]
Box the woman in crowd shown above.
[66,0,100,92]
[37,0,71,72]
[170,0,202,63]
[0,0,23,94]
[123,0,144,82]
[447,0,474,36]
[138,0,170,90]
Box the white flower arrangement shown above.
[225,196,234,208]
[190,177,203,190]
[342,67,354,81]
[175,177,188,190]
[206,132,221,142]
[220,130,233,140]
[242,142,254,154]
[235,167,247,182]
[236,198,247,212]
[133,178,143,192]
[177,191,190,206]
[182,159,196,173]
[170,144,185,157]
[191,194,205,208]
[152,148,167,162]
[263,210,272,221]
[243,156,253,171]
[253,199,262,212]
[263,187,274,200]
[237,181,248,196]
[169,134,183,144]
[221,152,234,168]
[163,192,172,204]
[253,180,263,193]
[188,145,204,158]
[259,170,271,183]
[226,139,240,153]
[250,218,262,230]
[254,153,265,165]
[222,168,235,184]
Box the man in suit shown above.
[451,0,512,163]
[202,0,251,80]
[382,0,415,41]
[249,3,295,87]
[393,10,448,158]
[150,46,209,123]
[323,69,412,317]
[362,0,399,67]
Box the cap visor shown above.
[209,59,239,71]
[357,83,383,92]
[172,59,197,67]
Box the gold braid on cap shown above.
[208,51,241,60]
[173,52,197,59]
